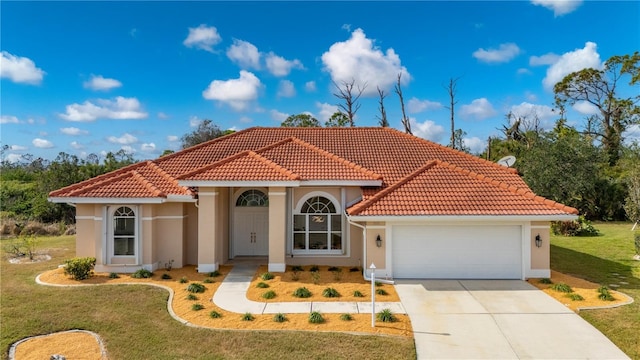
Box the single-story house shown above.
[49,127,578,279]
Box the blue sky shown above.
[1,1,638,162]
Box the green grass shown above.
[0,235,416,359]
[551,222,640,359]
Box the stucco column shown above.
[197,187,219,272]
[268,187,287,272]
[141,205,155,270]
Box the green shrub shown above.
[187,283,206,293]
[551,216,599,237]
[309,311,324,324]
[261,272,274,280]
[309,265,320,272]
[108,272,120,279]
[290,271,300,281]
[353,290,364,298]
[262,290,276,299]
[209,310,222,318]
[273,313,287,322]
[131,269,153,279]
[349,266,360,272]
[186,294,198,301]
[208,270,221,277]
[377,308,397,322]
[538,278,553,284]
[597,286,615,301]
[322,287,340,298]
[340,313,353,321]
[292,287,312,298]
[376,288,388,296]
[551,283,573,293]
[191,303,204,311]
[332,268,343,281]
[567,293,584,301]
[161,273,172,280]
[179,276,188,284]
[375,281,382,287]
[311,271,321,284]
[291,265,304,272]
[634,232,640,255]
[242,312,254,321]
[256,282,269,288]
[328,266,339,272]
[64,257,96,280]
[203,278,213,283]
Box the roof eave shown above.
[48,197,166,204]
[178,180,301,187]
[346,214,579,222]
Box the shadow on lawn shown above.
[550,244,640,290]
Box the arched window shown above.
[113,206,136,256]
[236,190,269,207]
[293,196,342,252]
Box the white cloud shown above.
[472,43,521,63]
[407,97,442,114]
[341,24,352,32]
[202,70,262,111]
[316,102,339,123]
[107,133,138,145]
[529,52,560,66]
[265,52,304,77]
[183,24,221,52]
[624,124,640,145]
[0,51,45,85]
[305,81,316,92]
[157,112,169,119]
[573,101,599,115]
[121,145,136,154]
[4,153,23,163]
[510,102,556,122]
[140,143,156,153]
[9,145,28,151]
[517,68,532,75]
[321,28,410,96]
[531,0,583,16]
[1,115,20,124]
[463,137,487,154]
[32,138,54,148]
[227,39,261,69]
[189,116,202,128]
[59,96,147,122]
[239,116,253,124]
[542,41,602,90]
[460,98,497,120]
[70,141,84,150]
[270,109,289,122]
[60,127,89,136]
[83,74,122,91]
[411,118,445,142]
[277,80,296,98]
[167,135,179,142]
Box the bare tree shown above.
[394,73,412,134]
[444,77,461,148]
[333,79,367,127]
[376,86,389,127]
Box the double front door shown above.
[233,209,268,256]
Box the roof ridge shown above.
[155,127,255,163]
[348,160,439,215]
[49,162,145,197]
[131,170,166,197]
[146,161,192,195]
[439,160,579,215]
[59,170,136,197]
[246,151,301,180]
[286,137,383,180]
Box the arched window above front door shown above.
[236,189,269,207]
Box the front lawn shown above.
[551,222,640,359]
[0,235,416,359]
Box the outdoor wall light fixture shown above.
[535,234,542,248]
[376,235,382,248]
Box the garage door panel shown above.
[392,225,522,279]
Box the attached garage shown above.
[391,224,523,279]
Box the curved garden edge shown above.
[8,329,108,360]
[575,291,635,312]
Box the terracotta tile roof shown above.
[49,127,577,216]
[347,160,579,216]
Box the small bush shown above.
[109,272,120,279]
[349,266,360,272]
[353,290,364,298]
[273,313,287,322]
[191,303,204,311]
[262,290,276,299]
[567,293,584,301]
[203,278,214,284]
[597,286,614,301]
[290,271,300,281]
[332,268,343,281]
[340,313,353,321]
[241,312,254,321]
[377,308,397,322]
[322,287,340,298]
[538,278,553,284]
[311,271,321,284]
[161,273,172,280]
[261,272,274,280]
[309,311,324,324]
[291,265,304,272]
[179,276,189,283]
[551,216,599,236]
[376,288,388,296]
[375,281,382,287]
[187,283,206,293]
[634,232,640,256]
[208,270,221,277]
[131,269,153,279]
[551,283,573,293]
[328,266,339,272]
[186,294,198,301]
[256,282,269,288]
[64,257,96,280]
[309,265,320,272]
[292,287,312,298]
[209,310,222,318]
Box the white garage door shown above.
[392,225,522,279]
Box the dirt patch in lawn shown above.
[246,265,400,302]
[528,270,631,312]
[38,266,412,339]
[12,330,105,360]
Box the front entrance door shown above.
[234,210,269,256]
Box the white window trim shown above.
[106,205,140,264]
[292,192,344,255]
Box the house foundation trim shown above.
[527,269,551,278]
[198,263,219,273]
[268,263,286,272]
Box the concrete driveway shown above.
[395,280,629,359]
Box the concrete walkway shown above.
[212,264,406,315]
[396,280,630,360]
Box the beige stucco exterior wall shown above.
[153,202,186,269]
[365,226,386,270]
[75,204,100,260]
[197,187,219,272]
[217,189,229,265]
[530,221,550,270]
[185,203,199,265]
[141,205,154,266]
[268,187,287,272]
